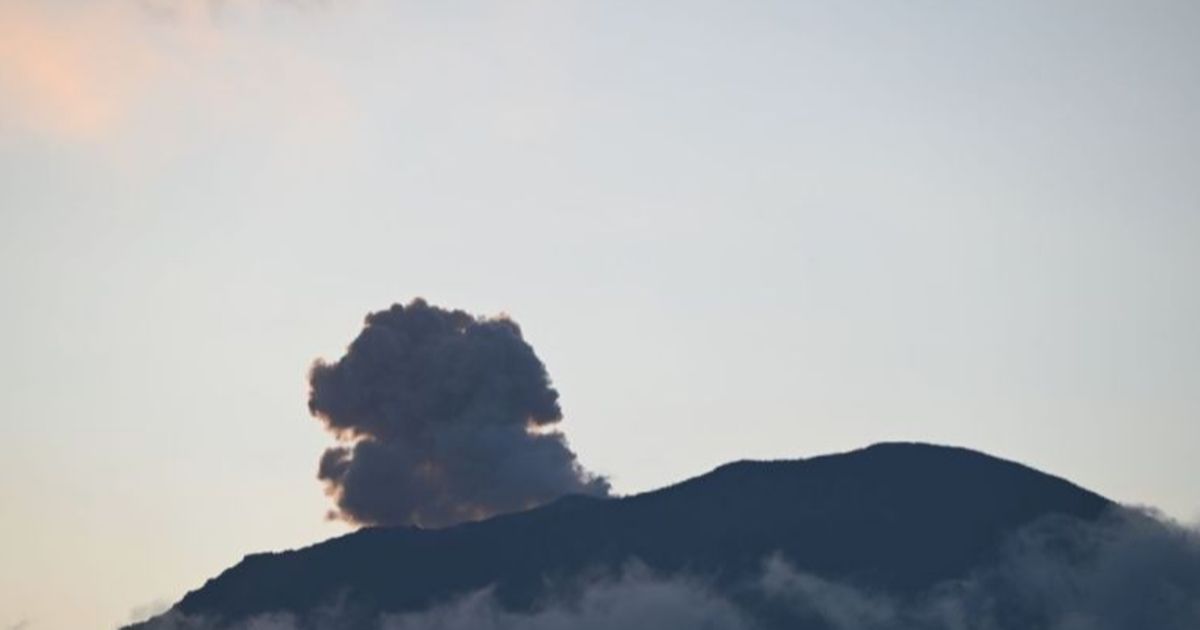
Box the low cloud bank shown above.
[754,507,1200,630]
[138,507,1200,630]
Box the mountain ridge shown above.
[129,442,1113,629]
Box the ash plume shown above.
[308,299,609,528]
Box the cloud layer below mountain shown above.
[138,508,1200,630]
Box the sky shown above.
[0,1,1198,628]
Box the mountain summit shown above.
[130,443,1113,629]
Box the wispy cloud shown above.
[0,2,153,138]
[128,598,173,625]
[0,0,349,142]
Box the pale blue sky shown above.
[1,1,1198,628]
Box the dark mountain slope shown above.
[131,443,1112,628]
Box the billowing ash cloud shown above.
[308,299,609,528]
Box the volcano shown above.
[129,443,1113,629]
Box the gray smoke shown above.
[308,299,609,528]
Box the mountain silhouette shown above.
[128,443,1112,629]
